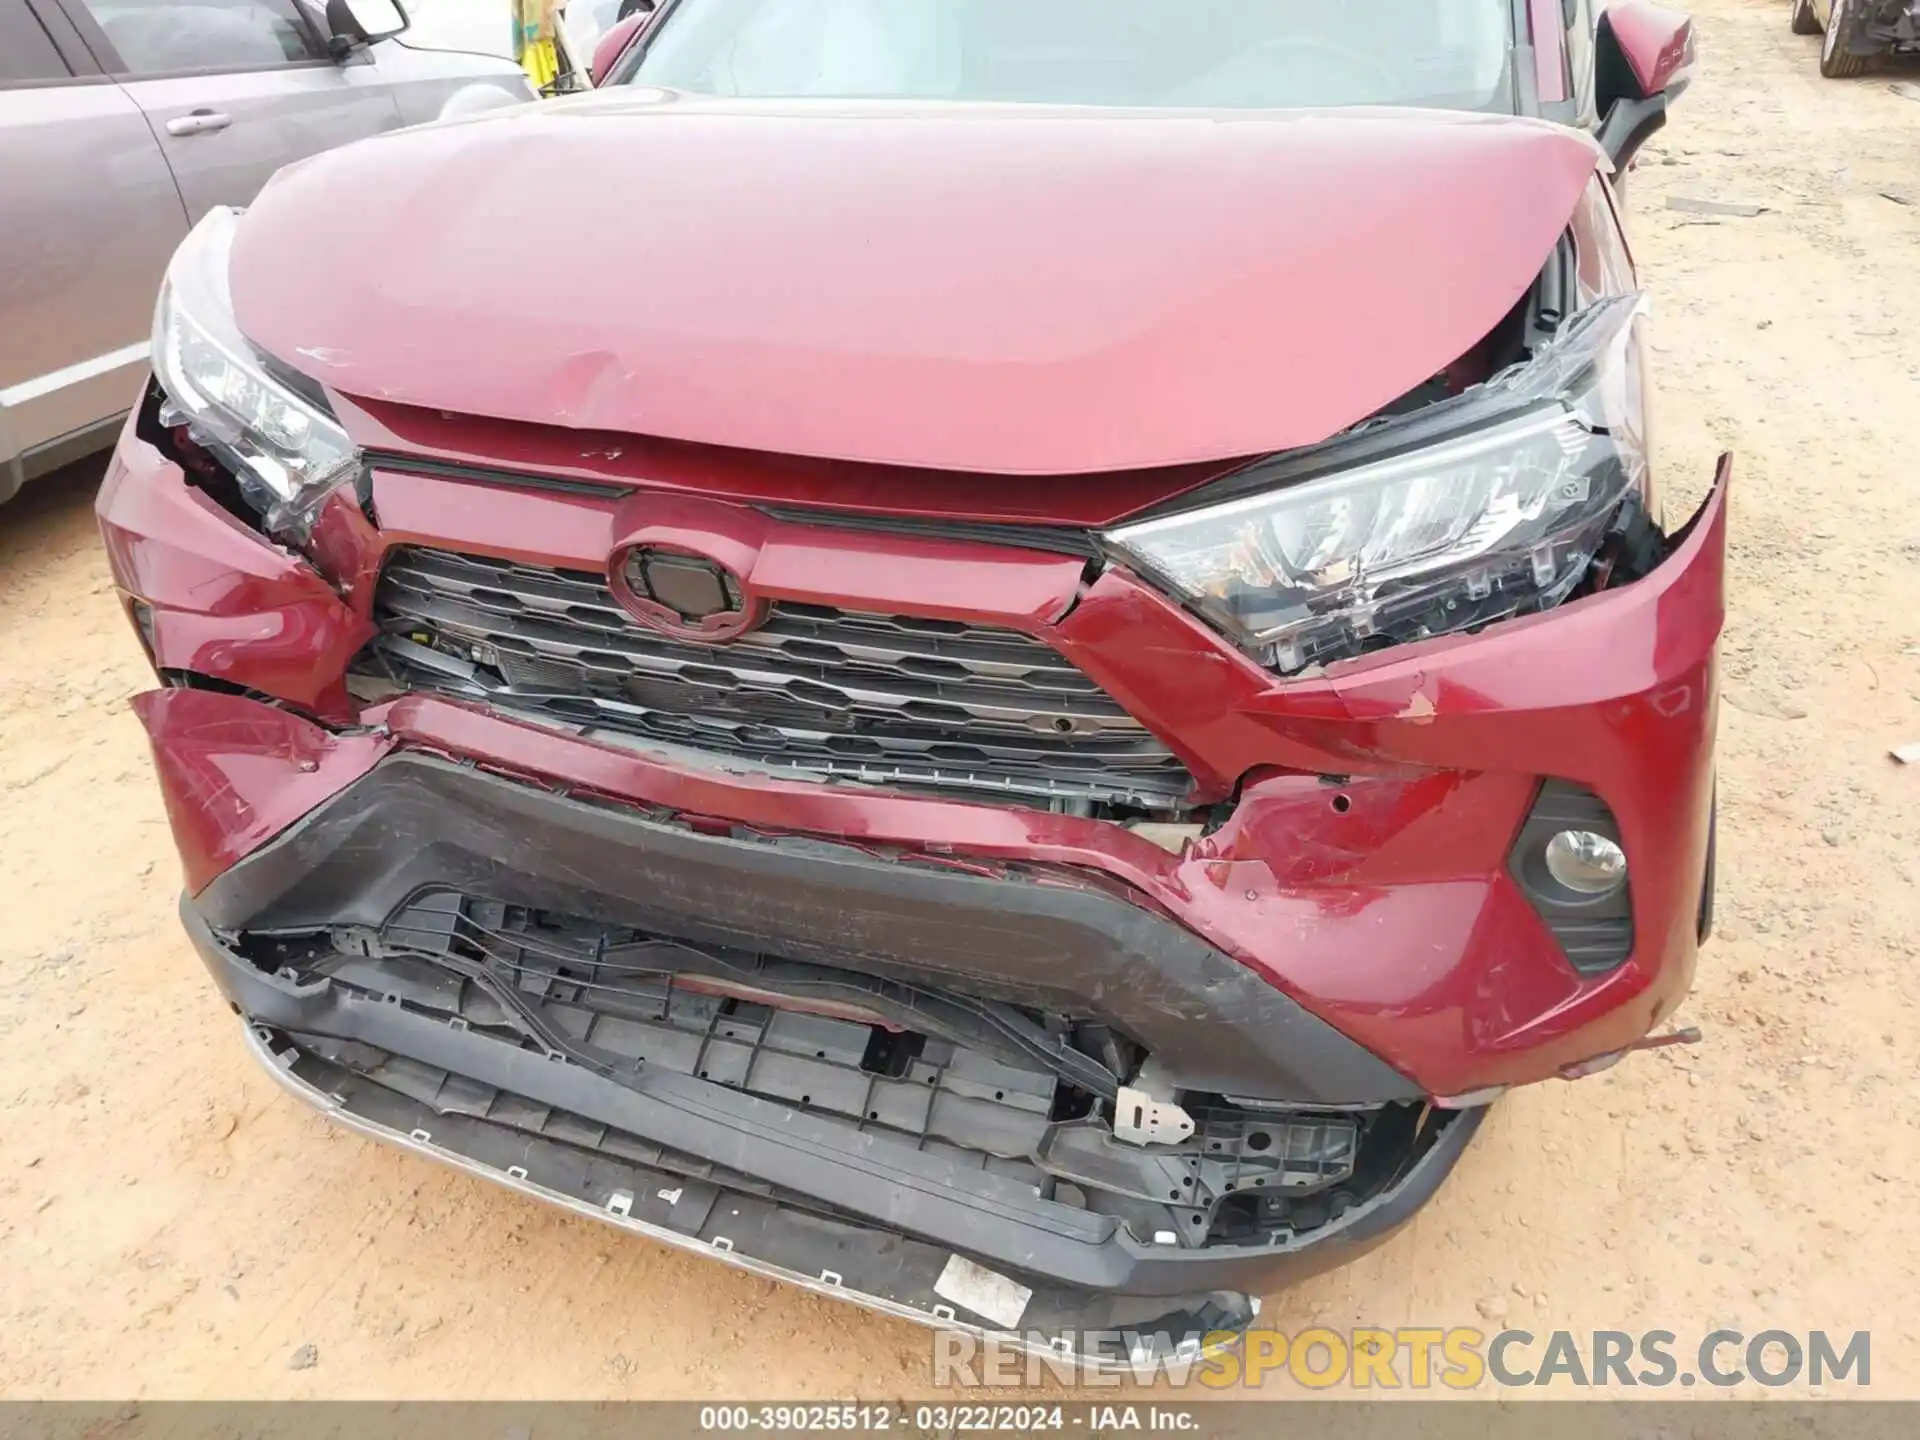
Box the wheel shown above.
[1790,0,1821,35]
[1820,0,1872,76]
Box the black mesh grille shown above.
[358,548,1194,813]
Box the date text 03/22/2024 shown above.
[697,1405,1192,1432]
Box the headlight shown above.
[151,206,357,537]
[1101,295,1650,674]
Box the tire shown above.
[1791,0,1821,35]
[1820,0,1873,76]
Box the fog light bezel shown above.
[1507,780,1635,975]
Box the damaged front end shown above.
[1103,268,1666,680]
[103,112,1725,1359]
[181,793,1480,1362]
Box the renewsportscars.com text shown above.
[934,1328,1871,1390]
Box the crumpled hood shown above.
[232,93,1601,475]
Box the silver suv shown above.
[0,0,544,504]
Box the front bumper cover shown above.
[103,427,1724,1336]
[192,751,1423,1107]
[104,431,1730,1102]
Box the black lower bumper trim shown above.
[193,753,1420,1105]
[245,1024,1253,1363]
[186,897,1484,1302]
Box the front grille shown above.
[357,547,1194,813]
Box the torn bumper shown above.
[185,750,1426,1107]
[112,450,1729,1101]
[105,428,1725,1333]
[233,1023,1262,1362]
[185,898,1483,1353]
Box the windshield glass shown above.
[626,0,1517,113]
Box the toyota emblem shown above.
[612,545,764,641]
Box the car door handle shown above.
[166,110,233,138]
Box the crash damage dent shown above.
[96,418,375,721]
[180,886,1485,1342]
[101,80,1721,1338]
[120,464,1712,1328]
[1049,460,1728,1091]
[235,1021,1254,1368]
[231,101,1604,475]
[119,454,1727,1102]
[133,688,390,894]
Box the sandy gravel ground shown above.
[1,0,1916,1401]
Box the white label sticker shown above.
[933,1254,1032,1330]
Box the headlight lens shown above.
[150,206,356,536]
[1102,295,1650,674]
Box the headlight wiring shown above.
[1101,294,1651,674]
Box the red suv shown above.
[101,0,1719,1362]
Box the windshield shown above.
[625,0,1517,113]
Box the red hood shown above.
[232,93,1600,476]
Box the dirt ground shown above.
[2,0,1917,1402]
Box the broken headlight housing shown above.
[150,206,357,538]
[1102,295,1650,674]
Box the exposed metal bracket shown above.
[1111,1085,1194,1147]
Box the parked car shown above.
[0,0,536,505]
[560,0,650,61]
[101,0,1720,1363]
[1790,0,1920,76]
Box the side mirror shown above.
[1593,2,1696,175]
[326,0,409,54]
[589,11,649,86]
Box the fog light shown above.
[1509,782,1633,973]
[1544,830,1628,895]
